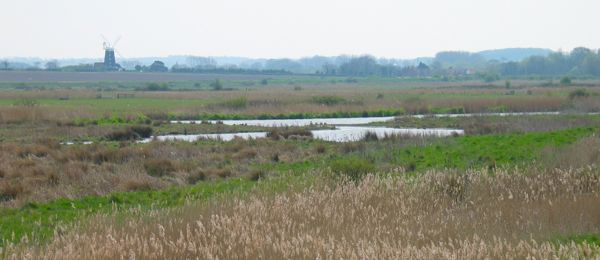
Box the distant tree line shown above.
[491,47,600,76]
[319,55,431,77]
[322,47,600,78]
[3,47,599,78]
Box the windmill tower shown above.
[98,35,122,71]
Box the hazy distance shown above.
[1,0,599,59]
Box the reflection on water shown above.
[140,132,267,143]
[141,126,464,143]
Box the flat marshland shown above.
[0,75,599,259]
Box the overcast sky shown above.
[1,0,599,59]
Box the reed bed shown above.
[3,85,597,123]
[4,167,599,259]
[0,139,320,206]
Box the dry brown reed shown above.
[0,139,322,206]
[3,167,599,259]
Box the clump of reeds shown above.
[266,128,313,140]
[105,125,153,141]
[5,167,598,259]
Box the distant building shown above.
[94,43,122,71]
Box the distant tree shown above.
[148,61,168,72]
[321,63,338,75]
[264,59,302,72]
[560,76,572,86]
[497,47,599,77]
[434,51,486,69]
[339,56,380,76]
[187,56,217,69]
[569,47,593,66]
[581,55,600,76]
[417,62,429,71]
[134,65,143,72]
[210,79,223,91]
[1,60,9,70]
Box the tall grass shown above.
[3,85,595,123]
[3,167,599,259]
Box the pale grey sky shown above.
[1,0,599,59]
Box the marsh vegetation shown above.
[0,77,599,258]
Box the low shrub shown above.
[560,76,572,85]
[339,142,365,154]
[210,79,223,91]
[247,169,266,181]
[329,157,376,182]
[206,168,232,179]
[267,128,313,140]
[144,159,176,177]
[314,144,327,154]
[311,96,346,106]
[568,89,590,100]
[130,126,153,138]
[271,153,280,162]
[187,169,206,184]
[234,148,258,160]
[140,82,170,91]
[0,181,24,201]
[106,126,153,141]
[17,145,50,158]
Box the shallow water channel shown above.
[171,111,574,127]
[155,112,574,143]
[142,126,463,143]
[147,115,466,143]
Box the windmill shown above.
[99,35,122,71]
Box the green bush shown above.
[329,157,376,182]
[211,79,223,91]
[105,126,153,141]
[139,82,170,91]
[266,128,313,140]
[560,76,572,85]
[568,89,589,100]
[311,96,346,106]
